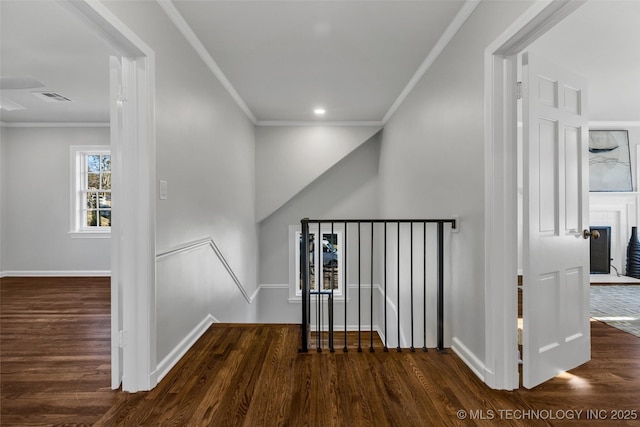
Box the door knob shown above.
[583,229,600,240]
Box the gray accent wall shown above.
[255,125,381,222]
[0,126,111,275]
[259,132,381,285]
[257,133,381,323]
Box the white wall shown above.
[103,1,259,365]
[0,127,4,273]
[0,126,110,275]
[378,1,532,370]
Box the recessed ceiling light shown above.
[314,108,326,115]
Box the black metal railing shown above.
[299,218,456,353]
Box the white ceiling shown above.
[0,0,638,125]
[0,0,115,123]
[170,0,465,123]
[528,0,640,122]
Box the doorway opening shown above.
[484,0,587,391]
[61,0,157,392]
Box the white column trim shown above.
[60,0,157,393]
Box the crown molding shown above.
[158,0,257,125]
[382,0,480,124]
[256,120,384,127]
[0,121,109,128]
[589,121,640,128]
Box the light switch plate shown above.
[159,180,168,200]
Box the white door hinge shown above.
[516,81,523,100]
[118,330,128,348]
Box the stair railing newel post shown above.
[300,218,310,352]
[626,226,640,279]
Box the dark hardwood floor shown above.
[2,277,639,426]
[0,277,117,425]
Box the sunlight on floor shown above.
[556,371,592,389]
[592,316,638,322]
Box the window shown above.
[289,224,344,300]
[70,146,111,237]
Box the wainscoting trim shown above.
[157,237,251,303]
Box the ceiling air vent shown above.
[32,92,73,103]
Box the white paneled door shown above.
[522,52,591,389]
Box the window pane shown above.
[322,233,339,291]
[88,155,100,172]
[310,234,316,290]
[99,192,111,208]
[87,210,97,226]
[101,155,111,172]
[99,210,111,227]
[299,233,316,291]
[101,172,111,190]
[86,192,97,209]
[88,173,100,189]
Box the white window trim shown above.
[288,223,345,302]
[69,145,111,238]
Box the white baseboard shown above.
[451,336,486,382]
[153,314,219,386]
[0,270,111,278]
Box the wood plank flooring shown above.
[0,277,117,425]
[2,277,640,426]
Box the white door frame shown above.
[59,0,157,392]
[483,0,586,390]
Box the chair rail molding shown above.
[156,237,252,303]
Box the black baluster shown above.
[410,222,415,352]
[300,219,310,352]
[437,221,444,352]
[423,221,428,352]
[317,222,322,352]
[384,222,388,352]
[330,222,335,353]
[358,221,362,352]
[397,221,401,352]
[344,222,348,352]
[370,222,374,352]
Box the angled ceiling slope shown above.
[256,126,382,222]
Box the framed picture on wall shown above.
[589,130,632,192]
